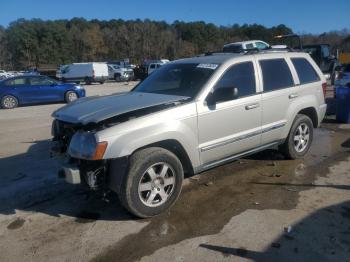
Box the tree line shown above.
[0,18,349,70]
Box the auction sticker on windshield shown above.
[197,63,218,70]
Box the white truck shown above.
[223,40,270,53]
[107,64,134,82]
[57,63,109,84]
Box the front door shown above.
[197,60,262,165]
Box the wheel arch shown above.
[297,107,318,128]
[132,139,194,175]
[1,93,20,105]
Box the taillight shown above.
[322,82,327,97]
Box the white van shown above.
[59,63,108,84]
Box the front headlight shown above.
[68,131,107,160]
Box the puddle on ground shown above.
[7,218,25,230]
[91,128,349,262]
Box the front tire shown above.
[280,114,313,159]
[114,74,121,82]
[1,95,18,109]
[119,147,184,218]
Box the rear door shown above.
[4,77,36,104]
[256,55,298,145]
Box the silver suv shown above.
[51,50,327,217]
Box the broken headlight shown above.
[68,131,107,160]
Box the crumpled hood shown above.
[52,92,189,125]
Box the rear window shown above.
[223,44,243,53]
[291,58,320,84]
[259,59,294,92]
[5,78,27,86]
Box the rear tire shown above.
[65,91,78,103]
[84,77,92,85]
[1,95,18,109]
[279,114,313,159]
[119,147,184,218]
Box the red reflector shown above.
[322,82,327,97]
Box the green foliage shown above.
[0,18,349,70]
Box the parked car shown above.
[0,75,85,109]
[147,62,165,75]
[107,64,134,82]
[223,40,270,53]
[335,63,350,88]
[58,63,108,84]
[51,50,326,218]
[0,70,11,79]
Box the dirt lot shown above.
[0,81,349,262]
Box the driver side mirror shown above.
[206,86,239,106]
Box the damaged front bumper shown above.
[59,163,81,184]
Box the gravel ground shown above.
[0,81,349,262]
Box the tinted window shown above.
[29,77,55,86]
[212,62,256,103]
[223,44,243,53]
[260,59,294,92]
[246,43,254,49]
[5,78,27,86]
[291,58,320,84]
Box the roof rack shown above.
[200,46,297,57]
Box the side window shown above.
[212,61,256,103]
[5,78,27,86]
[291,58,320,84]
[256,42,268,50]
[29,77,54,86]
[150,64,156,69]
[321,46,330,58]
[245,43,254,50]
[259,59,294,92]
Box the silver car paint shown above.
[66,52,326,171]
[52,92,189,125]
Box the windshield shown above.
[133,63,219,98]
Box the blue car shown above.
[0,75,86,109]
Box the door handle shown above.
[289,94,298,99]
[245,103,259,110]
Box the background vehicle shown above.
[223,40,270,53]
[147,62,165,75]
[273,34,340,83]
[107,64,134,82]
[0,70,11,79]
[0,75,85,109]
[134,59,170,80]
[52,51,326,218]
[58,63,108,84]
